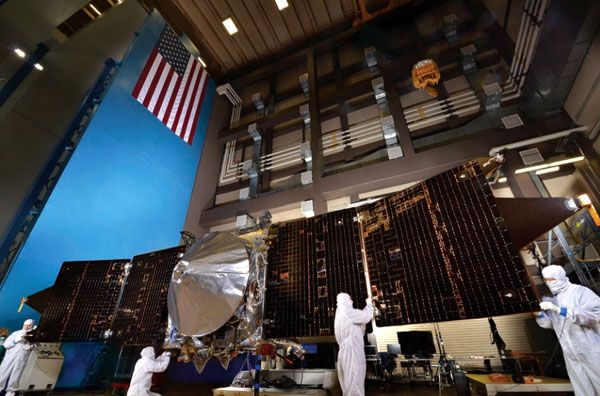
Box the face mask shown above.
[546,281,566,295]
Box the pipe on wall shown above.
[488,126,588,156]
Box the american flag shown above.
[132,26,209,145]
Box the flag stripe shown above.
[147,59,170,112]
[166,56,194,129]
[183,69,207,142]
[152,67,175,117]
[187,72,210,145]
[143,57,167,108]
[156,69,179,120]
[171,59,198,134]
[160,74,182,125]
[182,69,205,141]
[175,61,201,136]
[132,48,158,99]
[136,53,163,104]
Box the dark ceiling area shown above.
[141,0,429,81]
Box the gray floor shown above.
[50,383,457,396]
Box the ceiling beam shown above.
[200,115,574,227]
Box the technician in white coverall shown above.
[127,346,171,396]
[535,265,600,395]
[334,293,374,396]
[0,319,35,396]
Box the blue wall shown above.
[0,11,215,386]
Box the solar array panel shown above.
[264,209,368,338]
[34,259,128,342]
[111,245,186,345]
[264,162,538,337]
[33,162,540,342]
[359,162,539,326]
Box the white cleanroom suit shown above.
[0,319,35,396]
[535,265,600,395]
[127,347,171,396]
[334,293,374,396]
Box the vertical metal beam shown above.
[0,43,49,109]
[307,48,323,183]
[529,174,592,289]
[377,52,415,157]
[572,133,600,205]
[546,230,553,266]
[503,0,513,31]
[332,49,349,132]
[306,48,326,214]
[333,49,353,161]
[261,78,276,192]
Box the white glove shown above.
[540,301,561,313]
[365,298,373,306]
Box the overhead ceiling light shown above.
[497,177,507,183]
[275,0,289,10]
[514,156,584,174]
[89,3,101,16]
[222,18,238,35]
[14,48,26,58]
[197,56,206,68]
[535,166,560,175]
[34,63,44,71]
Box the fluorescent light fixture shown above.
[197,56,206,68]
[222,18,238,35]
[89,3,101,16]
[514,156,585,174]
[14,48,26,58]
[347,198,379,208]
[535,166,560,175]
[33,63,44,71]
[497,177,507,183]
[275,0,289,10]
[578,193,592,206]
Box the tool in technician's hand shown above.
[18,297,27,313]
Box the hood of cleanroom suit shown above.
[542,264,570,295]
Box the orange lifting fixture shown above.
[412,59,441,98]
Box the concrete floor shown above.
[51,384,456,396]
[52,383,457,396]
